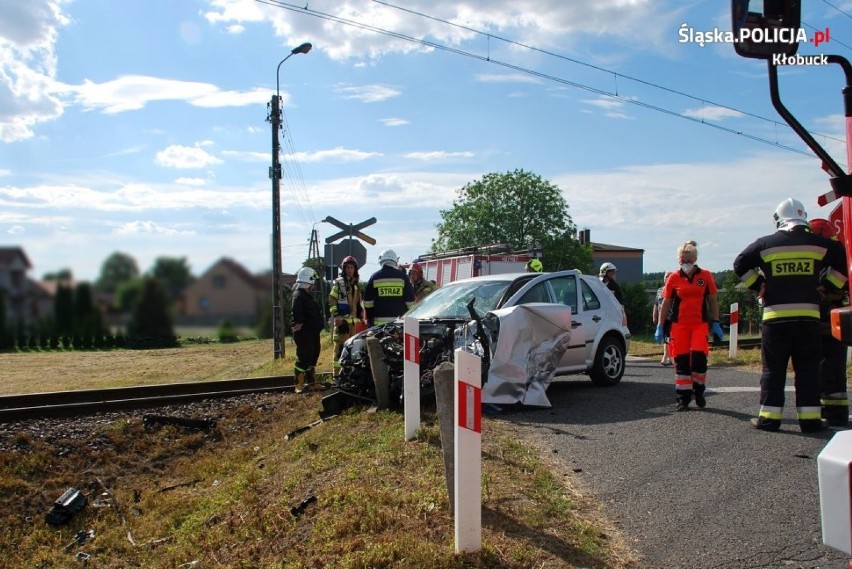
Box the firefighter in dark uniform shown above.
[362,249,416,326]
[734,198,848,432]
[809,218,849,426]
[291,267,324,393]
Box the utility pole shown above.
[268,93,284,360]
[267,42,312,361]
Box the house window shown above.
[212,275,226,289]
[199,297,210,311]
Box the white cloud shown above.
[475,73,542,84]
[65,76,272,114]
[380,118,409,127]
[335,84,402,103]
[287,147,382,163]
[682,106,743,121]
[114,220,196,236]
[0,0,69,141]
[176,177,207,186]
[155,145,223,169]
[7,225,25,234]
[203,0,672,61]
[405,151,474,161]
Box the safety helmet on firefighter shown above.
[773,198,807,230]
[409,262,423,276]
[526,258,543,272]
[295,267,317,285]
[340,255,358,270]
[599,262,617,277]
[810,218,836,239]
[378,249,399,267]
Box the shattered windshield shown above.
[406,279,513,320]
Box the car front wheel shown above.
[589,335,625,387]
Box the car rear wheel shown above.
[589,335,625,386]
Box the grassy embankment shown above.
[0,333,638,568]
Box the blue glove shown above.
[710,320,724,342]
[654,324,664,344]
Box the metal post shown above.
[268,42,312,361]
[270,93,283,359]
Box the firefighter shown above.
[809,217,849,426]
[328,255,364,375]
[408,262,437,302]
[656,241,724,411]
[733,198,847,432]
[599,262,624,305]
[526,258,543,273]
[363,249,416,326]
[291,267,324,393]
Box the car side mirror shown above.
[731,0,801,59]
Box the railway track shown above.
[0,374,333,422]
[0,338,762,422]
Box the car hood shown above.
[483,303,572,407]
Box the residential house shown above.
[0,247,53,330]
[578,229,645,284]
[179,257,295,327]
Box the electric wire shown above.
[255,0,844,160]
[820,0,852,21]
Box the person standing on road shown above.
[362,249,416,327]
[809,217,849,426]
[734,199,848,432]
[328,255,364,376]
[599,262,624,305]
[408,262,437,303]
[291,267,324,393]
[656,241,724,411]
[653,272,674,366]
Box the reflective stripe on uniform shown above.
[796,406,822,421]
[761,303,820,321]
[759,405,783,420]
[739,268,760,288]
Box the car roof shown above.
[447,269,584,285]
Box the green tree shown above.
[148,256,194,299]
[42,268,73,281]
[432,169,592,272]
[73,282,103,341]
[96,252,140,293]
[127,278,177,348]
[0,289,7,351]
[115,277,147,313]
[53,284,74,338]
[620,282,653,337]
[717,271,761,335]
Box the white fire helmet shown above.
[378,249,399,267]
[773,198,807,230]
[295,267,317,285]
[599,262,617,276]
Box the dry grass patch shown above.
[0,395,637,568]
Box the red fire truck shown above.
[409,244,542,287]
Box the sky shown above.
[2,0,852,283]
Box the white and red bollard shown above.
[454,347,482,553]
[818,430,852,563]
[403,316,420,441]
[728,302,739,359]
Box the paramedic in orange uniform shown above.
[656,241,724,411]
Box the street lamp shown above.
[269,41,312,360]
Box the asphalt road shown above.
[504,357,852,569]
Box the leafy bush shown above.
[217,319,239,343]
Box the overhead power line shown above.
[256,0,844,160]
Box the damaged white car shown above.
[334,270,630,408]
